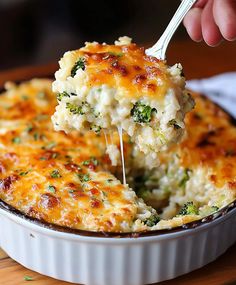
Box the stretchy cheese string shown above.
[118,126,126,185]
[104,131,109,148]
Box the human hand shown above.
[183,0,236,46]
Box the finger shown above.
[213,0,236,41]
[183,8,203,42]
[201,0,223,46]
[194,0,208,8]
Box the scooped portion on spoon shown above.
[52,37,194,166]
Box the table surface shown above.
[0,39,236,285]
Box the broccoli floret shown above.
[178,202,199,216]
[211,206,219,212]
[71,57,86,77]
[144,214,160,227]
[136,187,150,200]
[130,102,156,123]
[178,168,192,188]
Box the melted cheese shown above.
[0,79,141,232]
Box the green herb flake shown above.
[24,275,34,281]
[77,173,90,182]
[25,124,33,133]
[71,57,86,77]
[47,185,56,193]
[37,91,46,100]
[42,142,57,150]
[168,119,181,130]
[82,157,98,166]
[19,170,30,176]
[12,137,21,144]
[21,95,29,101]
[50,170,62,178]
[130,102,156,123]
[66,102,84,115]
[57,91,70,102]
[103,52,123,59]
[90,124,101,134]
[52,152,58,159]
[33,132,40,141]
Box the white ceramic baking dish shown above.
[0,199,235,285]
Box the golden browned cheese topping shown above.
[70,42,176,98]
[0,80,138,232]
[177,93,236,190]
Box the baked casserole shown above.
[0,79,235,233]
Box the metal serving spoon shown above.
[146,0,198,60]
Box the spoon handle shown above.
[146,0,197,60]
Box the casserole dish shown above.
[0,77,235,285]
[0,199,235,285]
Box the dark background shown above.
[0,0,189,70]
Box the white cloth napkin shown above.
[186,72,236,118]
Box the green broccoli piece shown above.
[71,57,86,77]
[211,206,219,213]
[136,187,150,200]
[144,214,160,227]
[130,102,156,123]
[178,202,199,216]
[178,168,192,188]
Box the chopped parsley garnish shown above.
[66,101,89,115]
[144,214,160,227]
[178,202,199,216]
[178,168,192,188]
[21,95,29,101]
[19,170,30,176]
[33,132,40,141]
[71,57,86,77]
[168,119,181,129]
[57,91,70,102]
[103,52,123,59]
[24,275,33,281]
[42,142,57,150]
[90,124,101,134]
[131,102,156,123]
[66,102,84,115]
[37,91,46,100]
[82,157,98,166]
[50,170,62,178]
[25,124,33,133]
[47,185,56,193]
[77,173,90,182]
[12,137,21,144]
